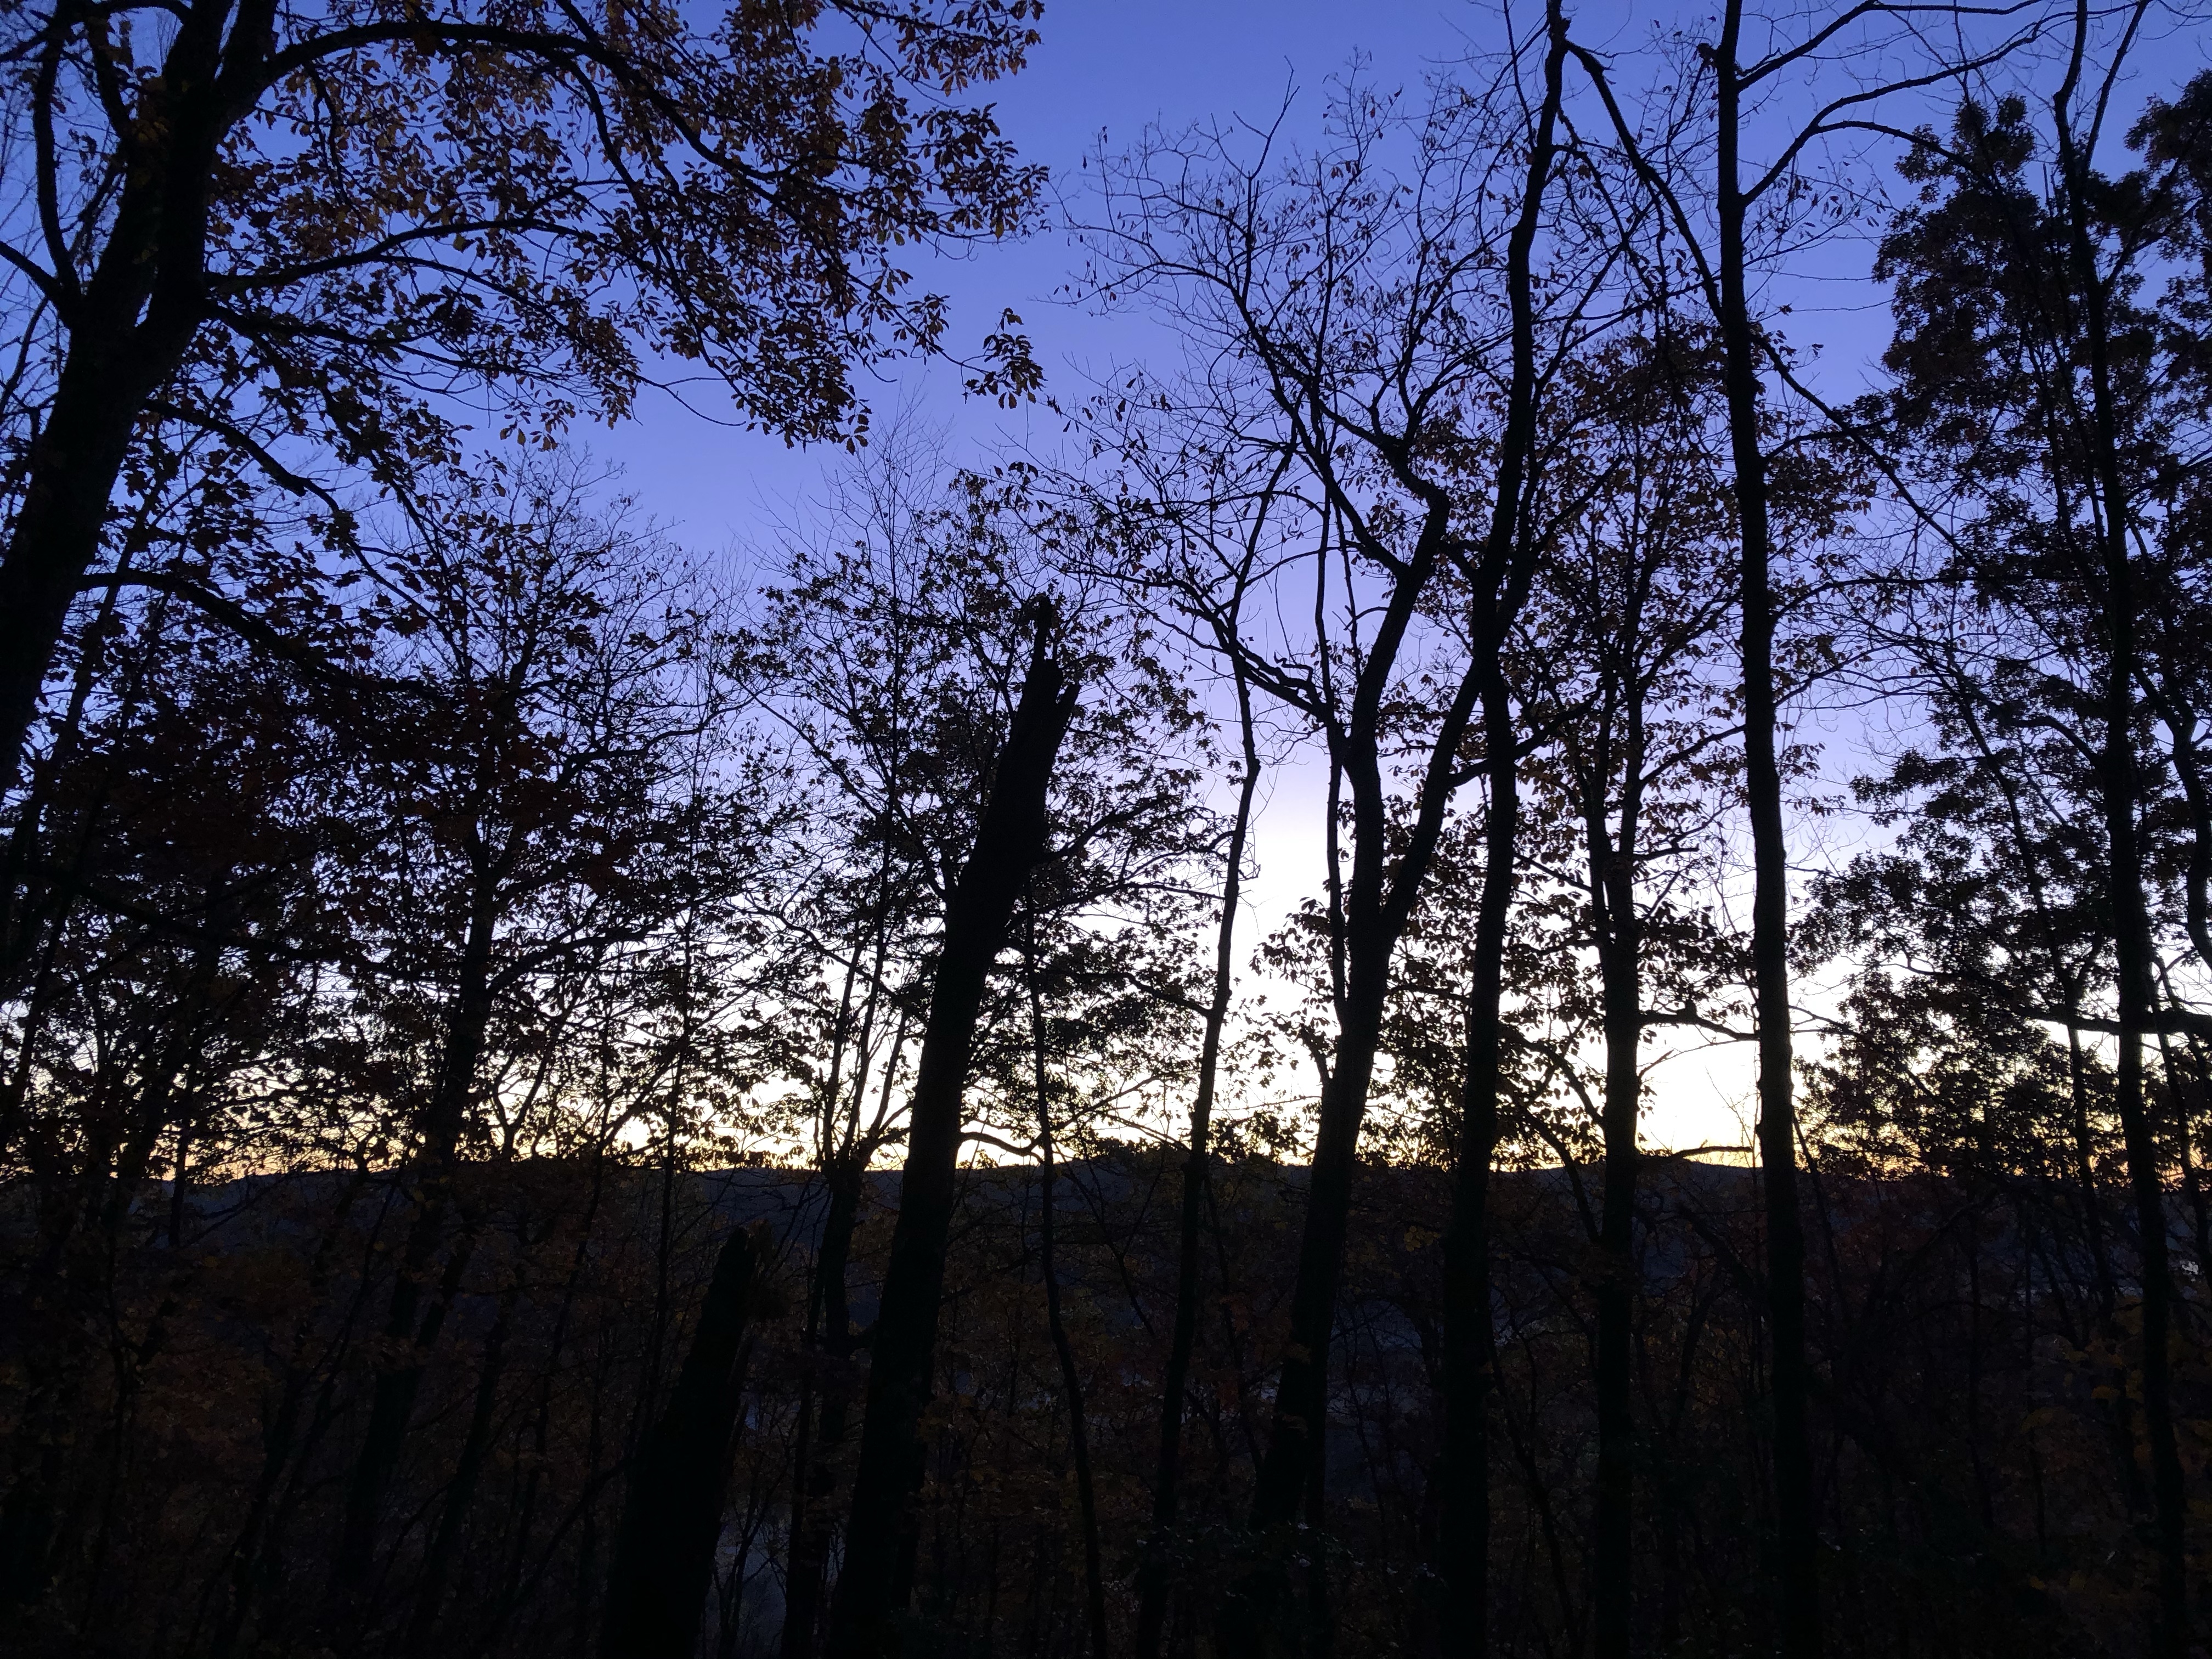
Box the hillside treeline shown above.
[3,2,2212,1658]
[10,1154,2181,1659]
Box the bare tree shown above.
[1069,22,1604,1646]
[1560,7,2052,1647]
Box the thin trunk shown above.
[599,1222,766,1659]
[1438,981,1503,1659]
[1590,727,1645,1659]
[2063,1008,2124,1324]
[0,924,219,1608]
[207,1169,383,1657]
[2148,683,2212,973]
[1135,654,1261,1659]
[779,1162,865,1659]
[2053,33,2188,1645]
[1713,8,1822,1650]
[405,1271,522,1659]
[716,1496,765,1659]
[2155,1023,2212,1289]
[481,1152,613,1659]
[0,583,177,1172]
[646,1110,682,1425]
[2176,1021,2212,1286]
[825,628,1078,1659]
[1029,949,1109,1659]
[1437,13,1567,1657]
[168,1115,194,1252]
[573,1344,608,1659]
[783,1023,905,1659]
[330,864,500,1601]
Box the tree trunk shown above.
[1713,9,1821,1651]
[825,627,1078,1659]
[1243,955,1386,1545]
[2053,66,2190,1647]
[206,1169,370,1658]
[599,1222,768,1659]
[405,1272,522,1659]
[0,0,253,780]
[329,870,500,1601]
[1438,978,1503,1659]
[2146,679,2212,973]
[1133,656,1260,1659]
[780,1162,866,1659]
[1587,674,1646,1659]
[0,927,221,1608]
[1437,12,1567,1656]
[1029,957,1109,1659]
[2161,1023,2212,1286]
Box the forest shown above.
[2,1,2210,1656]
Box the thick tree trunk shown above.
[599,1222,767,1659]
[824,629,1078,1659]
[0,522,149,997]
[1713,9,1822,1651]
[1243,959,1387,1543]
[0,334,177,782]
[0,0,251,780]
[1134,659,1260,1659]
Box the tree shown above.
[1070,31,1601,1649]
[599,1221,772,1659]
[1134,618,1260,1659]
[0,0,1045,787]
[315,462,773,1611]
[1866,44,2212,1646]
[1559,8,2051,1644]
[825,613,1079,1658]
[754,449,1212,1658]
[1513,329,1748,1658]
[0,551,365,1612]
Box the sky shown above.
[605,0,1497,535]
[587,0,2180,1156]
